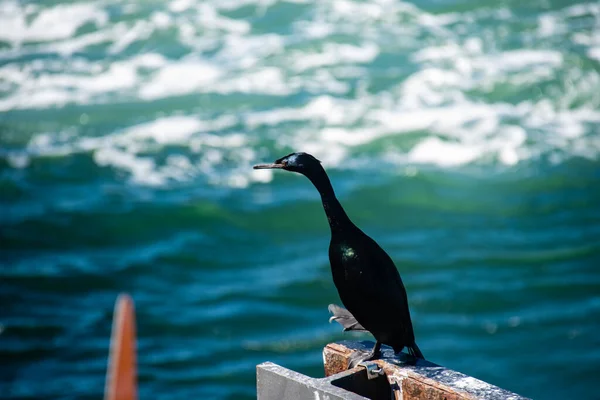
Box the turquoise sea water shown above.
[1,0,600,398]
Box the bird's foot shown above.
[347,348,381,369]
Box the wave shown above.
[1,0,599,189]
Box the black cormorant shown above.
[254,152,424,364]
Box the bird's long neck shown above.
[306,170,353,232]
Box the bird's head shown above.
[253,152,323,176]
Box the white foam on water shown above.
[133,53,168,69]
[245,95,366,128]
[50,29,116,56]
[0,88,73,111]
[169,0,195,13]
[414,47,564,91]
[589,47,600,61]
[409,137,483,167]
[139,58,222,100]
[291,42,379,72]
[480,50,563,73]
[251,169,275,184]
[572,31,600,63]
[564,2,600,18]
[287,99,529,168]
[537,14,565,38]
[6,153,30,169]
[293,19,334,39]
[122,117,205,145]
[94,147,164,186]
[0,2,108,45]
[212,67,292,96]
[332,0,384,20]
[216,33,284,69]
[197,3,251,35]
[2,0,600,189]
[321,127,376,146]
[413,43,466,63]
[21,114,259,187]
[108,21,154,55]
[0,51,169,110]
[0,59,141,110]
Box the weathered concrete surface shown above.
[257,341,529,399]
[324,341,530,400]
[324,342,355,376]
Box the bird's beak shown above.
[253,163,285,170]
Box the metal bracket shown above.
[357,361,384,380]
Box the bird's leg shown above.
[348,341,382,369]
[367,341,382,360]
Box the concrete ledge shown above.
[257,341,529,399]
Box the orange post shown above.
[104,294,138,400]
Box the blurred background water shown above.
[1,0,599,398]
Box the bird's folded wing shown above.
[328,304,367,332]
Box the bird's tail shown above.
[407,342,425,359]
[328,304,367,332]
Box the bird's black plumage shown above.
[254,152,424,362]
